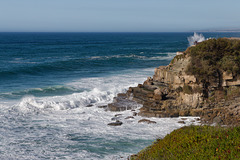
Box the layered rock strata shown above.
[126,55,205,118]
[107,42,240,126]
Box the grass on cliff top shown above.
[186,38,240,82]
[131,125,240,160]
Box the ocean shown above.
[0,32,240,159]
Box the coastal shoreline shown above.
[106,37,240,127]
[104,37,240,159]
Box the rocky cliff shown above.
[108,38,240,126]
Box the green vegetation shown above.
[131,125,240,160]
[224,86,240,100]
[183,84,193,94]
[208,86,240,102]
[175,86,183,93]
[170,54,185,64]
[186,38,240,83]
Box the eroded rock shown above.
[106,40,240,126]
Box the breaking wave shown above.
[188,32,205,46]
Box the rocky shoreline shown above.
[106,38,240,127]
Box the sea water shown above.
[0,32,240,159]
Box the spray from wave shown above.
[188,32,205,46]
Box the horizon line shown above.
[1,31,240,33]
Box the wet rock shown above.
[111,117,119,121]
[178,121,186,124]
[133,112,137,116]
[181,118,188,120]
[195,118,201,121]
[128,154,138,160]
[143,77,154,85]
[138,119,156,124]
[108,120,123,126]
[125,116,134,119]
[98,105,107,109]
[111,114,122,121]
[107,94,140,111]
[86,104,93,107]
[115,114,122,117]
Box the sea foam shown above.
[0,67,200,159]
[188,32,205,46]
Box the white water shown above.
[0,68,200,159]
[188,32,205,46]
[89,52,176,61]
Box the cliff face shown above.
[126,54,204,118]
[108,38,240,126]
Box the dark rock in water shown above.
[111,114,123,121]
[107,93,140,111]
[195,118,201,121]
[117,93,127,98]
[108,120,123,126]
[125,116,134,119]
[138,119,156,124]
[128,154,138,160]
[178,121,186,124]
[133,112,137,116]
[111,117,119,121]
[86,104,93,107]
[181,118,188,120]
[115,114,122,117]
[108,102,132,111]
[98,105,107,109]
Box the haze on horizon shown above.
[0,0,240,32]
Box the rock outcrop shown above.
[107,38,240,126]
[125,54,207,118]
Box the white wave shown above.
[9,61,38,64]
[147,53,176,60]
[0,67,200,159]
[13,68,153,113]
[188,32,205,46]
[89,54,146,60]
[89,53,176,61]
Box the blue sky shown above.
[0,0,239,32]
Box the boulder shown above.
[125,116,134,119]
[108,120,123,126]
[98,105,107,108]
[133,112,137,116]
[178,121,185,124]
[138,119,156,124]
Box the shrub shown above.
[170,54,185,64]
[132,125,240,160]
[186,38,240,83]
[183,84,193,94]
